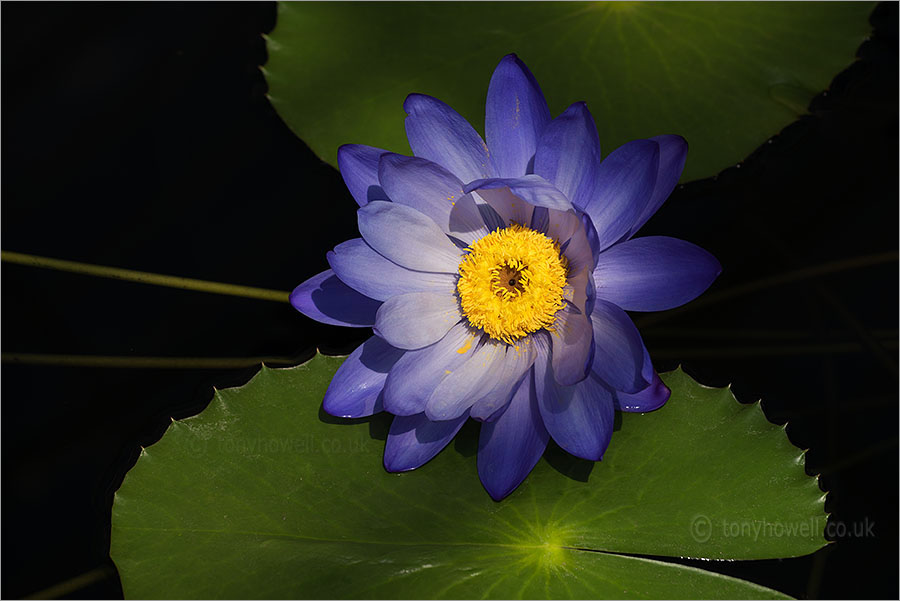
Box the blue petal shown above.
[374,291,461,350]
[582,139,659,253]
[593,236,721,312]
[357,201,462,273]
[469,340,538,421]
[615,372,671,413]
[581,212,601,271]
[328,238,457,302]
[323,336,404,418]
[465,175,573,213]
[383,412,468,472]
[289,269,380,327]
[485,54,551,178]
[590,298,648,393]
[378,153,465,229]
[533,102,601,211]
[337,144,390,206]
[550,302,593,386]
[477,373,549,500]
[447,193,492,244]
[536,350,615,461]
[627,135,688,238]
[404,93,493,183]
[473,187,534,229]
[382,323,480,416]
[425,340,510,421]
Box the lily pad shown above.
[111,354,825,599]
[263,2,873,182]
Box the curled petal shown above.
[289,269,380,327]
[472,187,533,229]
[447,193,492,245]
[615,372,671,413]
[323,336,404,418]
[465,175,573,213]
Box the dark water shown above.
[2,2,896,598]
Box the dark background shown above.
[2,2,896,599]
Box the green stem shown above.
[24,566,112,600]
[2,353,301,369]
[2,250,289,302]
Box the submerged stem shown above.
[2,250,290,303]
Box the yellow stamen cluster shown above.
[457,223,568,344]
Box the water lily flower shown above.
[291,54,721,501]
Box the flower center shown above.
[457,223,568,344]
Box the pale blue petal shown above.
[357,201,462,273]
[328,238,457,302]
[374,291,461,350]
[382,323,480,416]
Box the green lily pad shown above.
[263,2,873,182]
[111,354,825,599]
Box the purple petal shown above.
[384,412,468,472]
[357,201,462,273]
[593,236,721,312]
[374,291,461,350]
[477,373,549,500]
[533,102,601,211]
[337,144,390,206]
[550,302,593,386]
[289,269,380,327]
[382,323,479,416]
[615,372,671,413]
[404,93,493,183]
[323,336,404,418]
[582,139,659,252]
[556,211,594,279]
[590,298,648,393]
[328,238,457,302]
[425,340,509,421]
[447,193,492,244]
[469,340,538,421]
[378,154,466,232]
[535,350,615,461]
[465,175,573,213]
[627,135,688,238]
[484,54,551,178]
[472,187,533,229]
